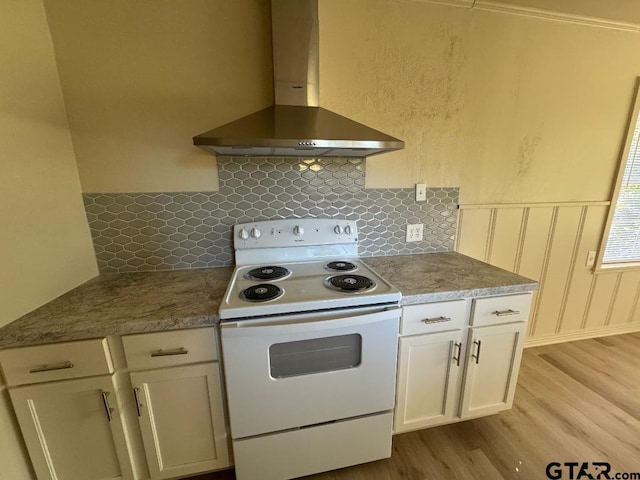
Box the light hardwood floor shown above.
[194,332,640,480]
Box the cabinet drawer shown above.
[401,300,467,336]
[0,338,113,387]
[471,293,532,327]
[122,327,217,370]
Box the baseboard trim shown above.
[524,323,640,347]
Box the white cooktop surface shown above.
[219,259,401,320]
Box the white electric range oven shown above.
[218,218,401,480]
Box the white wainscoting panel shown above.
[457,202,640,346]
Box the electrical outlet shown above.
[586,250,597,267]
[415,183,427,202]
[406,223,424,242]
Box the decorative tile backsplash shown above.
[83,157,459,272]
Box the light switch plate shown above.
[586,250,597,267]
[415,183,427,202]
[406,224,424,242]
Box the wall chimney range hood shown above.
[193,0,404,158]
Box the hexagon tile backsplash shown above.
[83,157,459,272]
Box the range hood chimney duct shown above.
[193,0,404,158]
[272,0,319,107]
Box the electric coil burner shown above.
[325,261,357,272]
[219,218,401,480]
[244,265,291,281]
[325,274,376,293]
[240,283,284,302]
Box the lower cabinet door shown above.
[130,362,230,480]
[459,322,527,419]
[9,375,134,480]
[394,330,465,433]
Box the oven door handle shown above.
[221,307,400,336]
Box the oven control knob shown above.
[293,225,304,236]
[344,225,352,235]
[334,225,343,234]
[238,228,249,240]
[250,227,262,239]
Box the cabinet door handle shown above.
[133,387,143,417]
[29,361,74,373]
[471,340,482,364]
[101,391,114,422]
[492,309,520,317]
[150,347,188,357]
[421,316,451,324]
[452,342,462,367]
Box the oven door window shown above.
[269,334,362,378]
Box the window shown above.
[601,82,640,268]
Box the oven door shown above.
[220,306,400,439]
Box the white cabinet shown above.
[395,330,465,431]
[124,328,230,480]
[0,329,229,480]
[0,340,135,480]
[459,322,526,419]
[10,376,133,480]
[394,293,532,434]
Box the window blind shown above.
[603,118,640,263]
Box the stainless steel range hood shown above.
[193,0,404,158]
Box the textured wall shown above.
[320,0,640,203]
[84,158,458,272]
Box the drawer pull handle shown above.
[492,309,520,317]
[150,347,188,357]
[421,316,452,324]
[452,342,462,367]
[472,340,482,364]
[101,391,114,422]
[133,387,143,417]
[29,361,74,373]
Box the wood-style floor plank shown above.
[193,332,640,480]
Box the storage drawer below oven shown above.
[232,412,393,480]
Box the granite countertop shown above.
[0,268,232,348]
[363,252,538,304]
[0,252,537,348]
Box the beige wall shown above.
[320,0,640,203]
[0,0,98,328]
[1,0,99,476]
[43,0,273,193]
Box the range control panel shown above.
[234,218,358,249]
